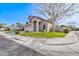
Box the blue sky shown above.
[0,3,79,27]
[0,3,37,25]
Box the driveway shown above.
[0,35,43,56]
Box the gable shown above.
[28,16,52,24]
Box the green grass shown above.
[18,32,67,38]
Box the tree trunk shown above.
[52,24,56,32]
[51,18,56,32]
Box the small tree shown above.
[36,3,79,32]
[25,22,29,24]
[60,25,66,27]
[16,23,22,26]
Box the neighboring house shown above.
[0,28,5,31]
[10,24,24,31]
[0,25,9,31]
[4,26,10,31]
[24,23,32,31]
[24,16,64,32]
[55,26,64,32]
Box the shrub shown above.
[49,28,53,32]
[44,29,47,32]
[41,29,47,32]
[25,30,29,33]
[64,29,69,33]
[15,31,20,34]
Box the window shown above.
[43,24,46,29]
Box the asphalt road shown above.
[0,35,43,56]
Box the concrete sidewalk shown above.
[1,31,79,56]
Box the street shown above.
[0,35,43,56]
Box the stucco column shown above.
[31,21,34,31]
[36,21,39,32]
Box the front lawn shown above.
[18,32,67,38]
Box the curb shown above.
[43,31,79,46]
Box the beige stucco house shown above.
[24,16,53,32]
[24,16,64,32]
